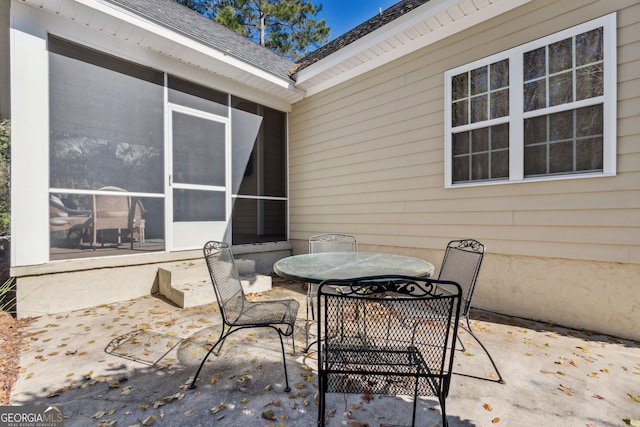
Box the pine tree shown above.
[176,0,330,59]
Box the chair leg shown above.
[318,373,326,426]
[189,326,229,389]
[440,391,449,427]
[462,317,505,384]
[305,283,316,351]
[274,329,291,392]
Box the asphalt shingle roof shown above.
[107,0,295,80]
[293,0,431,73]
[107,0,430,81]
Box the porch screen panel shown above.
[231,97,287,245]
[48,36,164,194]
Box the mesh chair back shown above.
[437,239,485,318]
[317,275,462,426]
[309,233,357,254]
[203,241,245,324]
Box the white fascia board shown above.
[295,0,532,96]
[72,0,299,94]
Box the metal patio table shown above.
[273,252,435,284]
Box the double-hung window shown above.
[444,13,616,187]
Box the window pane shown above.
[173,189,225,222]
[452,100,468,127]
[524,47,546,80]
[472,128,489,152]
[549,141,574,173]
[576,64,603,100]
[490,59,509,89]
[549,110,573,141]
[172,112,226,186]
[232,199,287,244]
[453,156,470,182]
[452,132,470,155]
[576,137,603,171]
[492,124,509,150]
[49,193,165,257]
[524,116,547,145]
[471,95,488,123]
[471,66,488,95]
[549,72,573,106]
[576,27,603,66]
[576,105,603,137]
[452,73,468,100]
[49,37,164,194]
[232,98,287,197]
[168,76,228,116]
[549,38,573,74]
[490,89,509,119]
[524,145,547,176]
[471,153,489,180]
[524,79,546,112]
[492,150,509,179]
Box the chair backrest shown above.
[93,186,133,230]
[309,233,357,254]
[437,239,485,318]
[317,275,462,396]
[203,241,245,324]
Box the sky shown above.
[316,0,400,41]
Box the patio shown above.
[11,277,640,426]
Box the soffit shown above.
[18,0,305,104]
[293,0,532,97]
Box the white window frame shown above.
[444,13,617,188]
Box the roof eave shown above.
[23,0,305,105]
[292,0,532,97]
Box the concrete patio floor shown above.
[11,277,640,427]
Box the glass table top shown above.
[273,252,435,283]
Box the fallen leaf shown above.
[623,419,640,427]
[559,384,574,396]
[91,411,106,419]
[483,403,493,411]
[261,409,276,421]
[141,415,157,425]
[492,417,501,423]
[210,402,226,414]
[628,393,640,403]
[183,409,196,417]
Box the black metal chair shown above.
[317,275,462,427]
[305,233,357,350]
[438,239,504,383]
[188,241,299,391]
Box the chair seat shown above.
[231,299,299,334]
[188,241,299,392]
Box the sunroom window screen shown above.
[49,36,164,194]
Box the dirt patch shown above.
[0,311,32,405]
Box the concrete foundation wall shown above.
[15,242,293,318]
[321,242,640,342]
